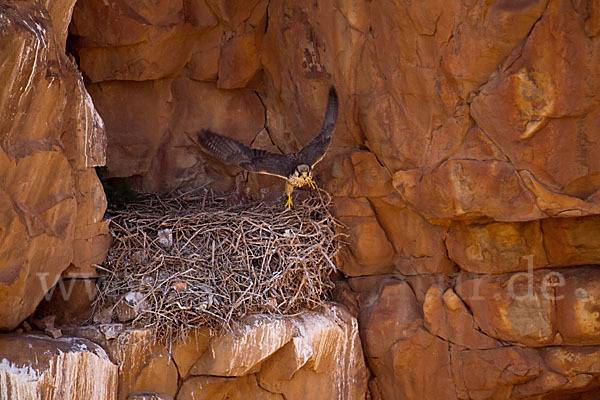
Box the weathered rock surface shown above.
[43,0,77,51]
[423,285,500,350]
[375,328,455,400]
[127,394,174,400]
[451,346,544,399]
[357,279,422,358]
[0,1,107,330]
[542,216,600,267]
[454,268,600,348]
[185,305,367,400]
[177,375,280,400]
[355,267,600,399]
[446,220,548,274]
[13,0,595,398]
[170,327,212,380]
[64,326,179,400]
[86,78,265,193]
[555,268,600,346]
[190,315,296,377]
[0,333,117,400]
[456,271,559,347]
[66,304,367,399]
[36,278,98,327]
[470,0,600,218]
[256,306,366,400]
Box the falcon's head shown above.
[295,164,311,177]
[289,164,316,189]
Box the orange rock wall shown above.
[65,0,600,398]
[0,0,108,331]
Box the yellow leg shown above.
[285,182,294,208]
[307,177,316,189]
[285,194,294,208]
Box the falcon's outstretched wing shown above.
[297,87,338,167]
[190,129,296,179]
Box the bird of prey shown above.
[190,87,338,208]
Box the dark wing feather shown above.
[191,129,296,179]
[297,86,338,167]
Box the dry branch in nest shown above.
[94,189,345,344]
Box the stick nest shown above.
[94,189,345,343]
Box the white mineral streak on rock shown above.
[186,304,367,399]
[0,359,40,400]
[256,305,367,400]
[73,59,106,168]
[0,335,118,400]
[40,350,117,400]
[190,315,296,376]
[322,306,364,400]
[109,328,154,374]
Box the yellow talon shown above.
[285,194,294,208]
[307,178,316,189]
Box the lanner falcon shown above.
[190,87,338,208]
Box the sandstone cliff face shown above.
[65,0,600,398]
[0,334,117,399]
[2,0,600,398]
[0,0,108,331]
[59,304,367,400]
[0,305,366,399]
